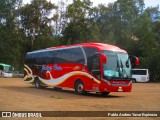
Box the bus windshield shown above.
[101,51,132,80]
[4,66,13,73]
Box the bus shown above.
[0,63,14,77]
[24,43,139,95]
[132,69,149,82]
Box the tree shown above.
[19,0,58,51]
[92,3,116,44]
[0,0,24,69]
[138,7,160,80]
[62,0,100,44]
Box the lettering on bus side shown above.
[42,65,52,71]
[54,64,62,71]
[42,64,62,71]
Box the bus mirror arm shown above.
[94,52,107,64]
[101,54,107,64]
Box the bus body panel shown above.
[24,43,133,94]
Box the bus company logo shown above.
[42,65,52,71]
[42,64,62,71]
[2,112,11,117]
[73,66,80,70]
[1,112,42,117]
[112,81,126,84]
[54,64,62,71]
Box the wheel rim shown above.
[133,79,136,83]
[35,81,39,88]
[78,84,83,92]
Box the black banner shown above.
[0,111,160,117]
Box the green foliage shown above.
[62,0,100,44]
[18,0,58,51]
[0,0,24,69]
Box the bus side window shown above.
[83,47,98,73]
[92,55,100,70]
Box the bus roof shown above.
[27,43,127,54]
[47,42,127,53]
[0,63,12,67]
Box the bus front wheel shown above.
[75,80,86,95]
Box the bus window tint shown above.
[83,47,98,73]
[26,47,85,65]
[56,49,72,63]
[55,47,85,64]
[71,47,85,63]
[132,70,147,75]
[41,51,54,64]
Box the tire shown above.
[34,79,43,89]
[132,79,137,83]
[101,92,110,96]
[75,80,86,95]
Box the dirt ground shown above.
[0,78,160,120]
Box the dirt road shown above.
[0,78,159,119]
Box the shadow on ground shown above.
[0,85,124,99]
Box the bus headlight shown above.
[105,80,111,86]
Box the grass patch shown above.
[56,97,64,99]
[50,95,55,98]
[50,95,64,99]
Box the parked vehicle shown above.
[132,69,149,82]
[13,71,24,78]
[0,63,14,77]
[17,71,24,78]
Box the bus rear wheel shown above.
[75,80,86,95]
[35,79,43,89]
[132,79,137,83]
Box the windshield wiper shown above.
[120,59,129,78]
[116,59,123,77]
[117,59,126,78]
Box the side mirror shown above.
[129,56,139,68]
[101,54,107,64]
[135,57,139,66]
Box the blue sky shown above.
[24,0,160,9]
[91,0,160,8]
